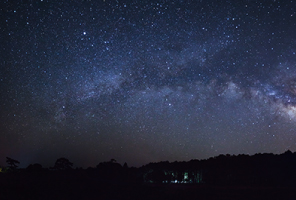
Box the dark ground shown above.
[1,172,296,200]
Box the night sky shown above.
[1,0,296,168]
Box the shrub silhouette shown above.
[53,157,73,170]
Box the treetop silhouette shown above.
[6,157,20,171]
[53,157,73,170]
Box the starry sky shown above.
[1,0,296,168]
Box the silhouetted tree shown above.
[26,163,43,172]
[283,149,292,155]
[53,157,73,170]
[96,159,123,180]
[146,170,166,183]
[6,157,20,171]
[123,162,128,169]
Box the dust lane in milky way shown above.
[1,0,296,167]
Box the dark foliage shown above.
[1,152,296,199]
[6,157,20,171]
[140,151,296,186]
[26,163,44,173]
[52,157,73,171]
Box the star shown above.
[1,0,296,168]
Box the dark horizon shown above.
[2,150,296,199]
[1,150,294,169]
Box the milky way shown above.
[1,0,296,167]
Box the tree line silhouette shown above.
[1,151,296,199]
[2,150,296,186]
